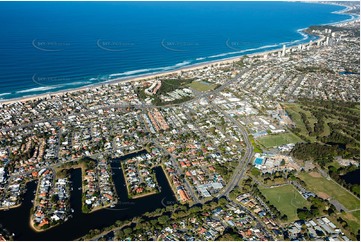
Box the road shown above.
[1,65,253,133]
[152,137,200,204]
[210,103,254,198]
[1,64,268,239]
[4,63,257,202]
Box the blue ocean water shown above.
[0,1,353,100]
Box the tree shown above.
[251,167,260,177]
[123,227,133,236]
[51,194,59,203]
[115,230,124,239]
[297,207,312,220]
[157,215,170,225]
[281,214,288,221]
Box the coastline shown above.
[0,3,357,105]
[0,45,301,105]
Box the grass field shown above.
[188,80,218,92]
[283,103,317,142]
[341,210,360,236]
[297,172,360,211]
[256,132,303,148]
[283,102,359,146]
[259,184,310,222]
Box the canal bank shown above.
[0,161,176,240]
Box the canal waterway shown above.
[0,152,176,240]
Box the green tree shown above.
[123,227,133,236]
[157,215,170,225]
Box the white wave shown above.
[89,78,98,81]
[207,43,279,59]
[208,52,233,58]
[16,86,58,94]
[242,44,279,52]
[324,14,358,26]
[109,67,167,78]
[63,81,92,86]
[277,29,310,47]
[109,69,154,77]
[196,57,206,61]
[108,61,192,79]
[0,92,11,97]
[174,61,191,67]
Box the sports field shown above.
[188,80,218,92]
[259,184,309,222]
[345,211,361,235]
[256,132,303,148]
[297,172,360,211]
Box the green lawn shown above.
[249,135,263,153]
[283,103,317,142]
[256,132,303,148]
[341,210,360,236]
[259,184,310,222]
[283,102,359,143]
[297,172,360,211]
[188,80,218,92]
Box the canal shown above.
[0,154,176,240]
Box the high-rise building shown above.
[325,37,330,46]
[282,44,286,56]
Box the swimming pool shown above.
[254,157,264,166]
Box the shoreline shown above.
[130,190,158,199]
[0,42,308,105]
[0,3,357,105]
[160,165,182,204]
[29,217,42,233]
[0,51,270,105]
[0,202,22,211]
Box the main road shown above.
[3,63,257,201]
[209,102,254,198]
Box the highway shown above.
[3,64,257,202]
[1,64,267,239]
[210,103,254,198]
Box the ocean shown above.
[0,1,353,100]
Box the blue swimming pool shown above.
[254,157,264,165]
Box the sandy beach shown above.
[0,47,282,105]
[0,2,356,106]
